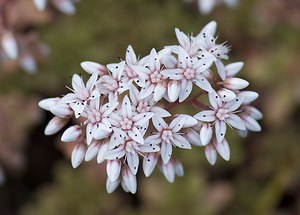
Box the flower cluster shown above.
[185,0,239,14]
[39,21,262,194]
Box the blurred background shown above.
[0,0,300,214]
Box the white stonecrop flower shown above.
[39,21,262,194]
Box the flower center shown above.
[120,117,133,130]
[183,68,195,80]
[87,109,102,124]
[216,108,229,121]
[136,101,150,113]
[149,71,162,84]
[161,129,173,142]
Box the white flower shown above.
[149,116,192,164]
[197,0,239,15]
[194,90,246,143]
[60,73,100,118]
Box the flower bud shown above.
[224,77,249,90]
[44,116,68,135]
[61,125,82,142]
[225,62,244,77]
[50,103,73,118]
[161,161,175,183]
[218,88,236,102]
[38,97,60,111]
[167,81,180,102]
[143,153,158,177]
[107,160,121,182]
[205,145,217,165]
[214,139,230,161]
[85,141,100,161]
[71,144,86,168]
[80,61,107,76]
[122,166,137,194]
[200,123,213,146]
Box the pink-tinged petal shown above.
[144,134,161,145]
[200,123,213,146]
[175,28,190,48]
[61,125,82,142]
[1,31,18,59]
[71,74,85,93]
[162,54,177,68]
[215,60,226,80]
[129,85,140,105]
[107,160,122,182]
[44,116,68,135]
[177,114,198,128]
[185,128,202,146]
[107,61,125,80]
[215,120,227,143]
[126,45,137,64]
[193,76,212,92]
[179,80,193,102]
[244,106,263,120]
[240,114,261,132]
[224,77,249,90]
[128,127,144,144]
[94,126,111,140]
[126,152,139,175]
[194,110,215,122]
[71,144,86,168]
[161,142,172,164]
[177,47,189,68]
[121,95,132,118]
[33,0,47,11]
[121,180,129,193]
[227,114,246,130]
[80,61,107,75]
[53,0,76,15]
[214,139,230,161]
[208,90,222,109]
[170,116,186,132]
[86,123,98,145]
[218,88,236,102]
[154,82,167,102]
[109,128,126,149]
[143,153,158,177]
[174,159,184,177]
[150,106,171,118]
[238,91,259,105]
[50,103,73,118]
[133,112,153,126]
[158,48,172,59]
[131,64,150,77]
[161,161,175,183]
[205,145,217,165]
[104,146,126,160]
[139,142,160,153]
[152,116,167,131]
[224,97,243,112]
[173,134,191,149]
[140,84,155,99]
[161,68,183,80]
[86,72,98,91]
[97,141,109,164]
[225,62,244,77]
[59,93,77,103]
[197,21,217,39]
[137,121,149,136]
[102,102,119,117]
[106,178,120,194]
[38,97,60,111]
[167,81,180,102]
[85,141,100,161]
[122,166,137,194]
[148,48,160,71]
[69,100,87,118]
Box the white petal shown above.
[224,77,249,90]
[152,116,167,131]
[174,159,184,177]
[241,114,261,132]
[218,88,236,102]
[129,85,140,105]
[133,112,154,126]
[71,144,86,168]
[238,91,259,104]
[44,117,68,135]
[71,74,85,92]
[126,45,137,64]
[126,152,139,175]
[193,77,212,92]
[205,145,217,165]
[198,21,217,38]
[226,114,246,130]
[224,97,243,112]
[225,62,244,77]
[106,160,122,182]
[140,84,155,99]
[97,141,109,164]
[122,166,137,194]
[175,28,190,48]
[33,0,47,11]
[215,60,226,80]
[200,123,213,146]
[50,103,73,118]
[94,126,111,140]
[61,125,82,142]
[154,82,167,102]
[161,68,183,80]
[143,153,158,177]
[54,0,76,15]
[177,114,198,128]
[215,120,227,143]
[69,100,87,118]
[1,32,18,59]
[185,128,202,146]
[179,80,193,102]
[161,161,175,183]
[148,48,160,71]
[128,127,144,144]
[173,134,191,149]
[244,106,263,120]
[38,97,60,111]
[170,116,186,132]
[161,142,172,164]
[86,123,97,145]
[167,81,180,102]
[106,178,120,194]
[121,95,132,118]
[105,146,126,160]
[162,54,177,68]
[150,106,171,118]
[85,141,100,161]
[208,90,222,109]
[214,139,230,161]
[194,110,215,122]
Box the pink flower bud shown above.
[143,153,158,177]
[214,139,230,161]
[161,160,175,183]
[80,61,107,76]
[205,145,217,165]
[218,88,236,102]
[85,141,100,161]
[106,160,121,182]
[167,81,180,102]
[44,116,68,135]
[71,144,86,168]
[38,97,60,111]
[50,103,73,118]
[106,178,120,194]
[224,77,249,90]
[200,123,213,146]
[61,125,82,142]
[122,166,137,194]
[225,62,244,77]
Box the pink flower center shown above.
[149,71,162,84]
[87,109,102,124]
[161,129,173,142]
[120,117,133,130]
[183,68,195,80]
[136,101,150,113]
[216,108,229,121]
